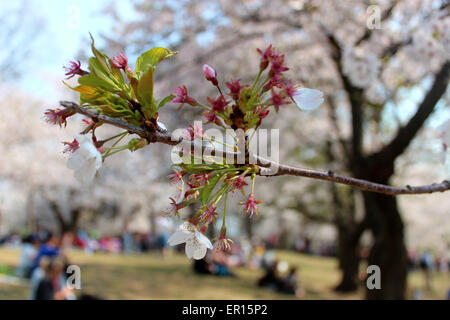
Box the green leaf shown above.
[137,68,154,107]
[126,74,139,100]
[90,33,111,74]
[101,104,135,118]
[63,81,98,95]
[88,58,118,88]
[158,94,175,109]
[78,74,117,91]
[200,174,221,205]
[135,47,177,76]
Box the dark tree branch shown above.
[372,61,450,167]
[47,198,68,232]
[326,33,365,163]
[381,38,412,59]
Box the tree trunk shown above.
[334,224,361,292]
[244,217,253,241]
[362,189,407,299]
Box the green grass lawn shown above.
[0,248,447,300]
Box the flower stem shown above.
[222,184,229,226]
[103,132,128,158]
[102,131,128,143]
[255,75,271,93]
[251,173,256,194]
[103,145,129,159]
[195,102,212,111]
[251,69,263,92]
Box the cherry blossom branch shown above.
[257,162,450,196]
[59,101,450,196]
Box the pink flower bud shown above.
[254,106,270,119]
[168,169,185,184]
[62,139,80,154]
[213,227,234,252]
[172,86,197,106]
[202,111,220,125]
[256,44,275,71]
[202,64,218,86]
[240,193,263,218]
[231,176,248,192]
[270,88,288,111]
[63,60,88,79]
[199,204,219,224]
[183,123,204,141]
[44,108,76,127]
[207,95,229,113]
[111,53,128,68]
[226,79,245,100]
[269,54,289,77]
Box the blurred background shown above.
[0,0,449,300]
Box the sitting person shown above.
[29,257,50,300]
[34,257,74,300]
[211,250,235,277]
[257,260,282,291]
[16,234,39,279]
[31,233,60,275]
[280,267,304,298]
[193,256,213,275]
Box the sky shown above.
[1,0,131,100]
[3,0,220,102]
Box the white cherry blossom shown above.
[67,134,102,184]
[168,222,213,259]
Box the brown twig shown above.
[59,101,450,196]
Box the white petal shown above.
[67,152,83,170]
[195,231,213,250]
[157,121,167,131]
[75,134,92,144]
[293,88,324,111]
[192,245,207,260]
[94,153,102,170]
[66,135,102,184]
[76,164,96,184]
[185,241,195,259]
[185,238,208,260]
[179,221,194,232]
[83,142,101,159]
[168,230,191,246]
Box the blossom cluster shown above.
[342,46,380,89]
[164,163,260,259]
[409,18,450,68]
[172,44,324,132]
[166,45,324,259]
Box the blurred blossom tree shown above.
[0,88,167,236]
[48,0,450,300]
[45,187,144,235]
